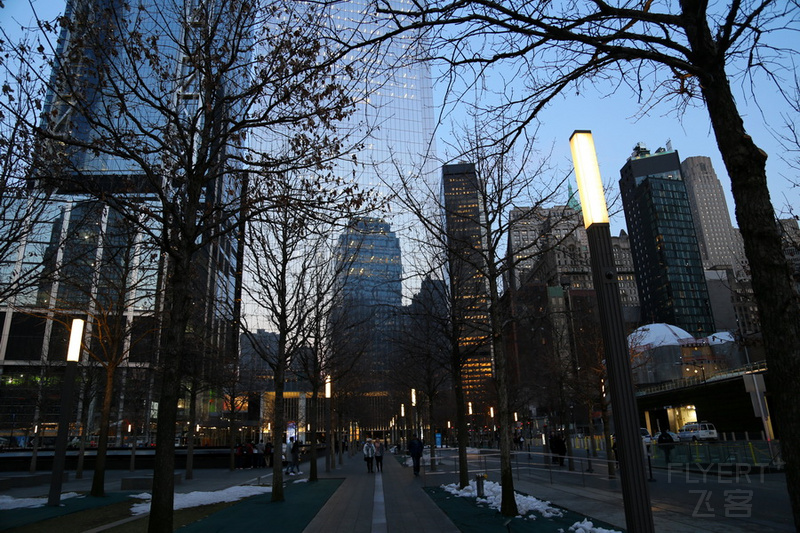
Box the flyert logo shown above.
[667,463,767,519]
[666,462,767,484]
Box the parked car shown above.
[678,422,718,441]
[640,428,653,445]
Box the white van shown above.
[678,422,718,441]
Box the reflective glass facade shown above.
[619,145,715,336]
[0,0,241,446]
[327,0,438,231]
[442,163,493,401]
[332,217,402,427]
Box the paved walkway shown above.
[305,453,460,533]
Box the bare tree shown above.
[389,124,566,514]
[0,28,63,306]
[375,2,800,523]
[292,231,368,481]
[1,1,369,528]
[241,168,371,500]
[51,205,160,497]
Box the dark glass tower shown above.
[441,163,493,403]
[333,217,402,428]
[619,143,714,336]
[0,0,241,446]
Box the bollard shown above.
[586,448,594,473]
[475,474,486,498]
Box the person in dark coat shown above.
[658,431,676,464]
[374,439,385,472]
[408,434,424,476]
[550,433,567,466]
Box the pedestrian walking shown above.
[658,431,675,464]
[255,440,266,468]
[245,441,254,469]
[234,442,244,470]
[374,438,384,472]
[265,441,274,468]
[363,438,376,473]
[285,437,301,475]
[408,434,424,476]
[550,433,566,466]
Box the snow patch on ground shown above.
[441,479,622,533]
[442,479,562,519]
[129,485,272,515]
[568,518,623,533]
[0,492,81,510]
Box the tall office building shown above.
[332,217,403,428]
[779,219,800,294]
[441,163,493,403]
[0,0,240,446]
[509,203,591,289]
[336,217,403,311]
[507,203,640,312]
[681,156,746,271]
[329,1,438,215]
[619,143,715,336]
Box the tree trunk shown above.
[698,64,800,531]
[228,395,237,472]
[452,351,470,489]
[185,381,198,480]
[493,334,518,516]
[76,382,90,479]
[309,391,319,481]
[91,365,116,497]
[147,255,194,533]
[683,12,800,527]
[428,398,437,472]
[271,371,287,502]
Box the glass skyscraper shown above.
[619,143,715,336]
[0,0,241,446]
[441,163,493,403]
[327,0,438,238]
[333,217,403,429]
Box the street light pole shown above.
[325,375,332,472]
[570,131,655,532]
[48,318,84,507]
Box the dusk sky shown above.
[4,1,797,236]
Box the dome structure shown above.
[628,323,694,351]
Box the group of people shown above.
[361,437,385,473]
[234,440,273,469]
[361,434,425,476]
[284,436,302,475]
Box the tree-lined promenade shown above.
[1,1,799,531]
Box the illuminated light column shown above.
[325,375,333,472]
[48,318,84,506]
[411,389,418,438]
[570,130,655,532]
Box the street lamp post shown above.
[48,318,84,507]
[325,375,333,472]
[570,131,655,532]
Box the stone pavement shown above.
[305,451,460,533]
